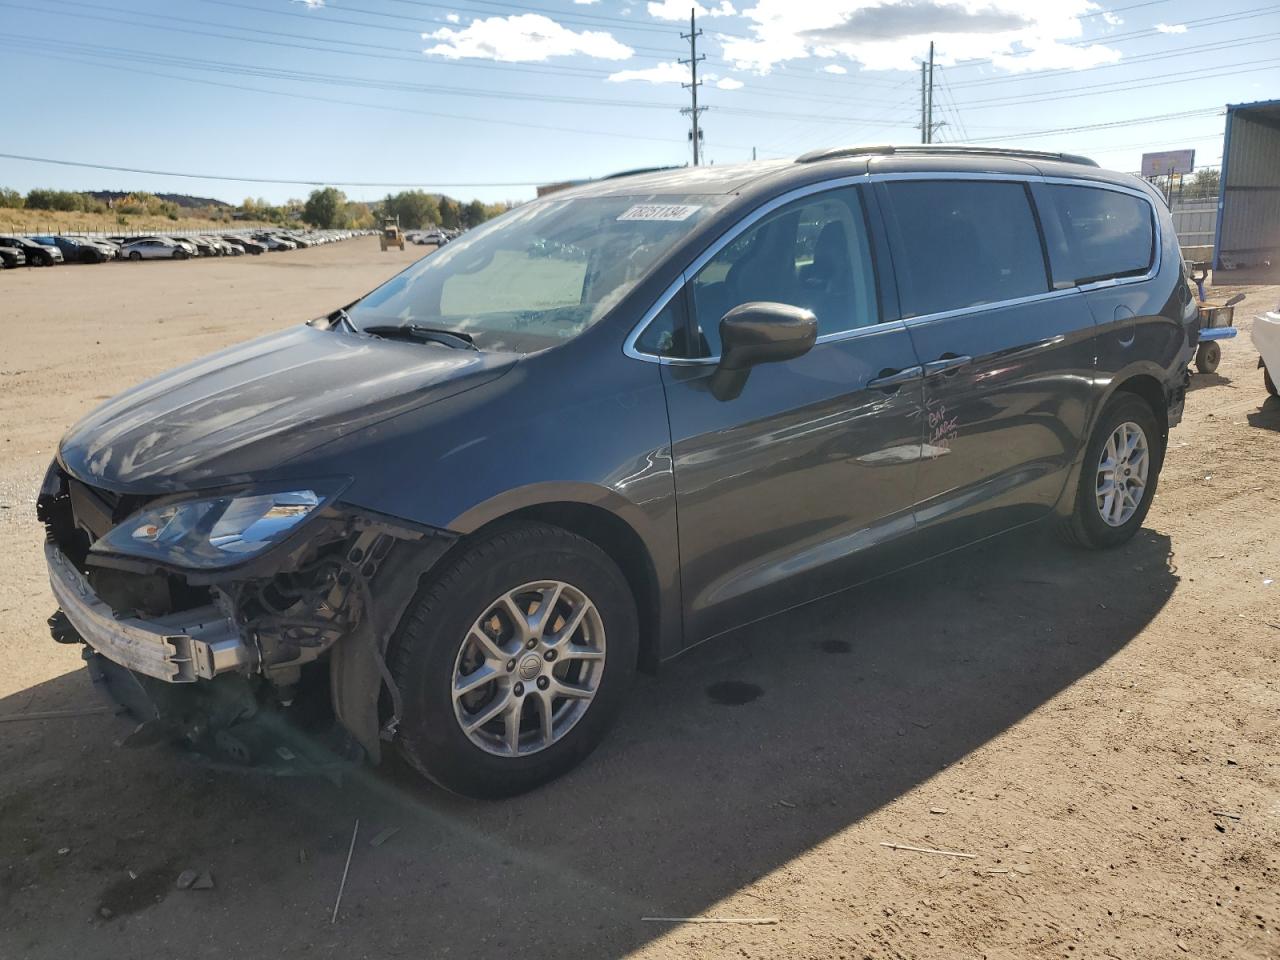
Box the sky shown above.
[0,0,1276,205]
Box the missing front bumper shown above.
[45,541,255,682]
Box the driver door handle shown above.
[867,365,924,390]
[924,355,972,376]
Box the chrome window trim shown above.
[622,171,1163,365]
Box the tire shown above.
[1195,341,1221,374]
[173,249,186,260]
[1265,365,1277,397]
[390,522,638,798]
[1058,393,1162,549]
[129,251,141,261]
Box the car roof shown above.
[560,145,1141,202]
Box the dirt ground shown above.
[0,242,1276,960]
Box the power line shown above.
[946,30,1280,88]
[964,107,1225,144]
[943,3,1280,73]
[952,58,1280,109]
[0,33,682,112]
[0,151,562,188]
[0,46,700,147]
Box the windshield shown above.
[347,193,725,353]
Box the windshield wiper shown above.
[360,324,478,351]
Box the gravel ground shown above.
[0,242,1276,960]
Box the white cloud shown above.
[574,0,601,4]
[424,13,633,62]
[445,12,460,23]
[716,76,745,89]
[647,0,737,21]
[1155,22,1187,33]
[1102,12,1122,26]
[822,63,847,73]
[290,0,325,8]
[720,0,1123,75]
[608,61,689,83]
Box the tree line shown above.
[0,186,512,230]
[302,186,508,231]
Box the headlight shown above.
[90,481,346,570]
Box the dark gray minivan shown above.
[39,145,1197,796]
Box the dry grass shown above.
[0,207,275,235]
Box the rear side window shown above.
[1044,185,1154,284]
[881,180,1049,318]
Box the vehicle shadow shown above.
[0,523,1177,959]
[1246,394,1280,431]
[1187,370,1231,392]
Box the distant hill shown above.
[87,191,234,210]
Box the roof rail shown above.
[795,144,1099,168]
[601,164,685,181]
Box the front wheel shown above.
[128,251,142,261]
[1265,365,1277,397]
[390,522,638,798]
[1059,393,1162,549]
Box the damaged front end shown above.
[38,462,453,770]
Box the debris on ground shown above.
[369,827,400,848]
[192,872,215,890]
[175,870,198,890]
[879,842,976,859]
[331,819,359,924]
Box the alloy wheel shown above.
[451,580,606,757]
[1095,420,1149,527]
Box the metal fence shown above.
[1168,197,1218,254]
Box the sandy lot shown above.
[0,242,1276,960]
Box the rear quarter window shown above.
[880,179,1050,318]
[1044,184,1154,284]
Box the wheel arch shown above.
[447,488,670,673]
[1054,369,1171,519]
[1109,373,1169,452]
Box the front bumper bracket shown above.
[46,541,255,682]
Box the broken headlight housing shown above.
[90,481,347,570]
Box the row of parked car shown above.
[405,228,460,246]
[0,229,370,268]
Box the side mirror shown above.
[710,302,817,401]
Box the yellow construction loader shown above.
[380,216,405,252]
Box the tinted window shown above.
[882,180,1049,318]
[1046,185,1154,284]
[687,186,878,357]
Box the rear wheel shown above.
[1059,393,1162,549]
[128,251,141,261]
[390,522,637,798]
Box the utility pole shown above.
[926,41,935,144]
[920,61,927,144]
[680,10,707,165]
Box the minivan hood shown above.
[58,323,517,492]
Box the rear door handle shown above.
[924,355,972,376]
[867,365,924,390]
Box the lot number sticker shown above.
[617,204,702,222]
